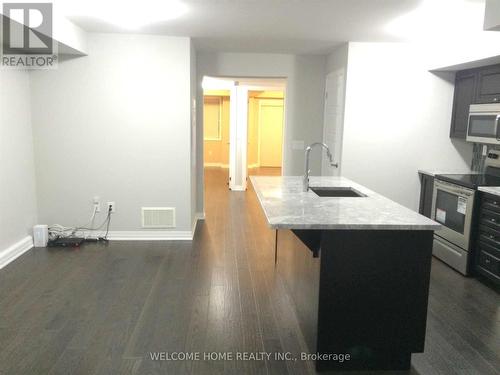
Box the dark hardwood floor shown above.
[248,167,282,176]
[0,168,498,375]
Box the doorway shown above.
[202,77,286,192]
[203,91,230,172]
[247,90,284,177]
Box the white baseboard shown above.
[0,236,33,270]
[92,213,206,241]
[101,231,194,241]
[204,163,229,169]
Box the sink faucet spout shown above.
[303,142,338,192]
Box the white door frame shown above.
[202,77,287,193]
[229,85,249,191]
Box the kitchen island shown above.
[251,176,440,372]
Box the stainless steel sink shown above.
[310,187,366,198]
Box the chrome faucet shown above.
[303,142,338,192]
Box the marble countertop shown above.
[418,169,476,177]
[250,176,441,230]
[478,186,500,197]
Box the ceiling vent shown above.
[141,207,175,228]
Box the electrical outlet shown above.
[93,196,101,213]
[107,201,116,213]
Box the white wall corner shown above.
[53,13,88,55]
[191,212,205,237]
[485,0,500,31]
[0,236,33,270]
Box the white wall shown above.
[427,38,500,71]
[485,0,500,31]
[425,1,500,71]
[323,44,349,175]
[341,42,473,211]
[30,34,194,232]
[190,41,199,225]
[196,52,326,212]
[0,70,38,251]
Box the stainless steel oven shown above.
[467,103,500,144]
[431,179,475,275]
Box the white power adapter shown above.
[33,225,48,247]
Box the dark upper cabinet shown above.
[476,65,500,104]
[450,70,477,139]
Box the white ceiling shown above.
[62,0,487,54]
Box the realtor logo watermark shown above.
[1,2,58,69]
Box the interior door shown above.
[203,97,222,165]
[221,97,230,168]
[259,100,284,167]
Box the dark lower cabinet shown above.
[474,192,500,287]
[419,172,434,218]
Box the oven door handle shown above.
[434,181,474,196]
[496,115,500,140]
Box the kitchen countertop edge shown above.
[251,176,441,231]
[478,186,500,197]
[418,169,477,177]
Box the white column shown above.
[229,84,249,191]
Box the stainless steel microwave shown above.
[466,103,500,144]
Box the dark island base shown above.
[277,229,434,372]
[316,351,411,372]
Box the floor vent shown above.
[141,207,175,228]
